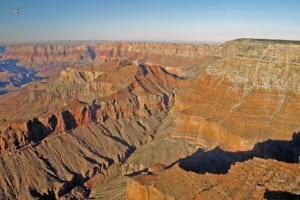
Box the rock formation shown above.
[2,42,215,79]
[0,39,300,199]
[0,58,177,199]
[126,158,300,200]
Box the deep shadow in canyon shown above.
[264,190,300,200]
[0,59,47,94]
[62,110,77,131]
[178,132,300,174]
[27,118,51,143]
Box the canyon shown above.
[0,39,299,199]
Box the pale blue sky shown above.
[0,0,300,42]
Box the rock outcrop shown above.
[126,158,300,200]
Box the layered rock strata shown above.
[0,39,300,199]
[0,61,176,199]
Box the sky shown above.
[0,0,300,43]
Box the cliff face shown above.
[3,44,94,65]
[169,39,300,151]
[1,44,97,85]
[93,42,214,66]
[209,39,300,91]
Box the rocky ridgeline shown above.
[0,92,174,153]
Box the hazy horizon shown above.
[1,0,300,43]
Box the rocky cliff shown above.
[3,44,94,65]
[3,42,214,65]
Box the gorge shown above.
[0,39,299,199]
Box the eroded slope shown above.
[0,60,177,199]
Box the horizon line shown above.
[1,38,300,46]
